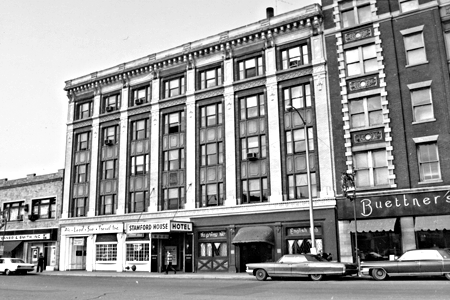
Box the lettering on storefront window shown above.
[199,231,227,239]
[288,227,321,236]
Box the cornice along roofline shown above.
[64,4,323,95]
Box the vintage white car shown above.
[0,258,35,275]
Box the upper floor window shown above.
[76,132,90,151]
[128,191,147,213]
[201,104,223,127]
[32,198,56,219]
[103,125,118,145]
[283,84,311,110]
[237,56,263,80]
[349,95,382,129]
[413,136,441,182]
[353,149,389,188]
[345,44,377,77]
[164,111,185,134]
[72,197,87,217]
[286,128,314,154]
[102,93,121,113]
[102,159,118,179]
[401,26,427,66]
[130,154,149,176]
[75,164,88,183]
[411,86,433,122]
[131,119,149,140]
[99,195,115,215]
[240,94,265,120]
[281,44,309,70]
[340,0,371,28]
[76,101,92,120]
[131,85,151,106]
[400,0,418,13]
[199,66,222,89]
[164,76,185,98]
[3,202,24,222]
[164,149,184,171]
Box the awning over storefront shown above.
[1,241,22,252]
[232,226,274,245]
[415,215,450,231]
[349,218,397,233]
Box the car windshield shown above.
[277,255,327,263]
[10,259,25,263]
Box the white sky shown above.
[0,0,319,180]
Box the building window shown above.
[96,244,117,261]
[201,104,223,127]
[240,94,265,120]
[417,143,441,182]
[288,173,317,200]
[131,85,151,106]
[286,128,314,154]
[201,183,224,207]
[102,159,118,179]
[411,87,433,122]
[164,149,184,171]
[102,93,121,113]
[126,243,150,261]
[131,119,149,140]
[237,56,263,80]
[400,0,418,13]
[281,44,309,69]
[349,95,383,129]
[199,66,222,89]
[76,101,92,120]
[340,0,371,28]
[164,111,185,134]
[99,195,115,215]
[241,136,266,160]
[201,143,223,166]
[3,202,24,222]
[345,44,377,77]
[164,76,185,98]
[444,31,450,60]
[199,242,227,257]
[353,149,389,187]
[283,84,311,110]
[242,178,268,203]
[103,126,118,145]
[76,132,90,151]
[128,191,147,213]
[75,164,88,183]
[72,197,87,217]
[402,27,427,66]
[163,187,185,210]
[32,198,56,219]
[130,154,149,175]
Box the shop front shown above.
[125,220,193,273]
[0,228,58,271]
[193,208,338,273]
[338,188,450,263]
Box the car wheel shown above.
[444,273,450,280]
[255,269,268,281]
[371,268,387,281]
[309,274,324,281]
[5,269,11,276]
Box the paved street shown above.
[0,273,449,300]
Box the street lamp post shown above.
[341,172,359,272]
[285,104,316,255]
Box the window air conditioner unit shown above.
[17,215,23,221]
[106,106,114,112]
[104,139,114,146]
[247,152,258,161]
[289,60,300,68]
[28,214,38,222]
[135,98,145,105]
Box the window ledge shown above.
[349,125,385,133]
[345,71,379,81]
[405,61,429,68]
[276,63,312,75]
[234,74,266,85]
[355,185,391,191]
[160,93,186,102]
[412,119,436,125]
[418,179,443,185]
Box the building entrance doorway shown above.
[70,237,87,270]
[238,243,273,272]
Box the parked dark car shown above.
[246,254,358,281]
[360,249,450,280]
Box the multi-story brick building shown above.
[322,0,450,263]
[59,4,338,273]
[0,170,63,271]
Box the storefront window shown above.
[200,242,227,257]
[126,243,150,261]
[416,230,450,249]
[96,244,117,261]
[355,232,402,261]
[287,238,323,254]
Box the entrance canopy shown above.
[1,241,22,252]
[415,215,450,231]
[350,218,396,233]
[232,226,274,245]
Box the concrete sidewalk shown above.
[38,270,253,280]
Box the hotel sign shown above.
[338,190,450,219]
[62,223,123,235]
[127,221,193,233]
[0,233,51,241]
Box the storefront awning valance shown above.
[415,215,450,231]
[350,218,396,233]
[1,241,22,252]
[232,226,274,245]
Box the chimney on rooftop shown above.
[266,7,274,19]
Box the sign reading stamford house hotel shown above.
[338,190,450,219]
[126,221,193,234]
